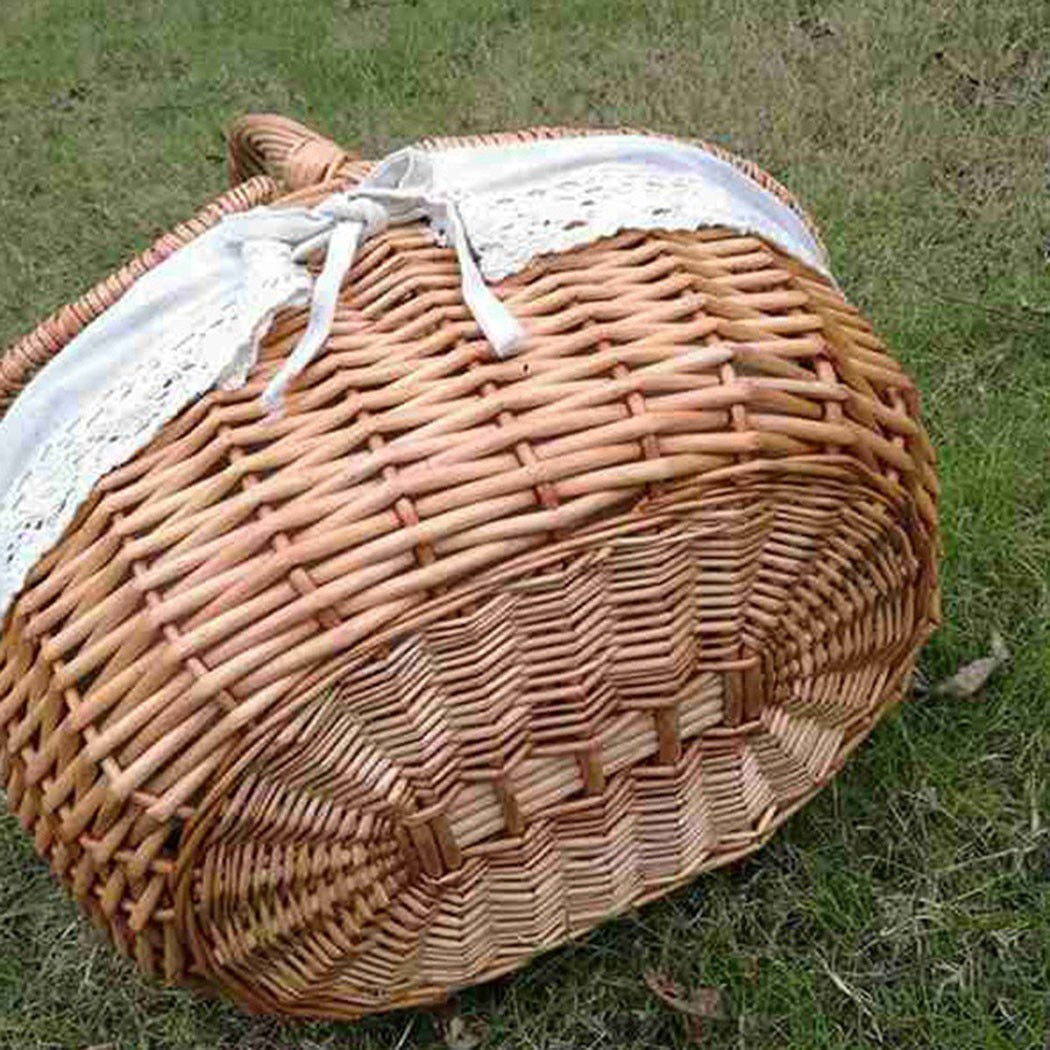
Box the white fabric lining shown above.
[0,132,831,623]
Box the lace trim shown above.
[448,162,826,281]
[0,242,310,620]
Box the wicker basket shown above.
[0,115,939,1019]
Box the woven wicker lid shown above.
[0,115,938,1019]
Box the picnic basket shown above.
[0,114,939,1018]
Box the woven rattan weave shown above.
[0,115,939,1018]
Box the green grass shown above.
[1,0,1048,1046]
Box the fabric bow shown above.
[221,148,526,412]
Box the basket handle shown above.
[226,113,359,191]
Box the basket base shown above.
[173,470,931,1018]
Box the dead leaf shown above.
[442,1014,487,1050]
[645,970,726,1043]
[930,629,1010,700]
